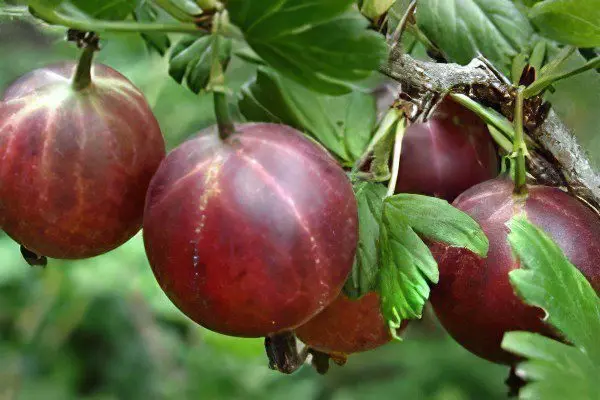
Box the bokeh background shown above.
[2,13,598,400]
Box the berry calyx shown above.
[143,123,358,337]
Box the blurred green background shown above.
[0,17,519,400]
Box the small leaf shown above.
[417,0,534,75]
[133,2,171,56]
[378,203,439,329]
[239,67,377,164]
[169,35,232,94]
[344,182,387,298]
[385,194,489,257]
[529,0,600,47]
[502,332,600,400]
[228,0,388,94]
[506,215,600,363]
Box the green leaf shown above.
[502,332,600,400]
[378,207,439,330]
[385,194,489,257]
[169,34,232,94]
[133,2,171,56]
[506,215,600,363]
[67,0,140,20]
[416,0,534,75]
[529,0,600,47]
[228,0,388,94]
[344,182,387,299]
[360,0,395,20]
[239,67,377,164]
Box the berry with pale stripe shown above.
[0,62,165,259]
[143,123,357,337]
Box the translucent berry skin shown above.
[395,98,499,201]
[430,178,600,364]
[0,63,165,259]
[143,123,358,338]
[295,292,406,355]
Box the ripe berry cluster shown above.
[1,55,598,372]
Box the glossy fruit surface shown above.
[143,123,358,337]
[295,292,406,355]
[430,178,600,364]
[395,98,498,201]
[0,62,165,259]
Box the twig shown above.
[380,47,600,212]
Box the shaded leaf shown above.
[133,2,171,56]
[417,0,534,74]
[169,34,232,94]
[529,0,600,47]
[344,182,387,298]
[239,67,376,164]
[228,0,388,94]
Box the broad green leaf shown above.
[228,0,388,94]
[169,35,232,94]
[344,182,387,298]
[529,0,600,47]
[378,203,439,330]
[239,67,377,164]
[417,0,534,75]
[502,332,599,400]
[133,2,171,56]
[385,194,489,257]
[507,216,600,363]
[67,0,140,20]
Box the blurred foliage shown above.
[0,17,526,400]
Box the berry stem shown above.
[386,118,406,197]
[29,4,202,34]
[210,11,234,140]
[72,43,97,91]
[513,87,528,195]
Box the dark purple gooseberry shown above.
[396,98,499,201]
[0,63,165,259]
[143,123,358,337]
[430,178,600,364]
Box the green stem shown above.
[72,45,96,91]
[214,91,234,140]
[524,56,600,98]
[210,12,234,140]
[152,0,197,22]
[30,4,201,34]
[352,108,400,174]
[386,118,407,197]
[513,87,527,194]
[450,93,514,138]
